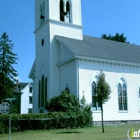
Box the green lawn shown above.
[0,124,140,140]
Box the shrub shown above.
[0,111,93,134]
[45,90,81,112]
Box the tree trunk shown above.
[101,103,104,133]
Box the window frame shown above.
[38,75,48,109]
[59,0,71,23]
[117,78,128,112]
[29,96,33,104]
[29,87,33,93]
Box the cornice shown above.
[76,56,140,69]
[57,55,140,70]
[34,19,83,33]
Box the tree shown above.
[101,33,129,43]
[96,71,111,133]
[45,89,81,112]
[0,32,18,102]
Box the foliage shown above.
[101,33,129,43]
[45,90,81,113]
[96,71,111,104]
[0,32,18,102]
[45,89,93,128]
[96,71,111,133]
[0,111,93,134]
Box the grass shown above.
[0,123,140,140]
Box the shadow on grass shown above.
[55,131,83,134]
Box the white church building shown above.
[29,0,140,122]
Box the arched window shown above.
[118,78,127,111]
[38,75,48,109]
[60,0,71,23]
[38,80,41,108]
[45,77,48,103]
[65,1,70,23]
[60,0,64,21]
[138,87,140,111]
[41,75,45,107]
[92,81,101,110]
[65,87,70,93]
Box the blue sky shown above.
[0,0,140,82]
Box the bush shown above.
[45,90,93,128]
[0,90,93,134]
[45,90,81,112]
[0,111,93,134]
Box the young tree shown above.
[101,33,129,43]
[0,32,18,102]
[96,71,111,133]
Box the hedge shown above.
[0,111,93,134]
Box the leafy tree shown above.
[45,90,93,127]
[96,71,111,133]
[0,32,18,102]
[101,33,129,43]
[45,90,81,113]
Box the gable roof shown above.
[13,83,29,93]
[55,35,140,64]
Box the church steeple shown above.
[30,0,83,113]
[35,0,83,40]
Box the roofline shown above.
[75,55,140,68]
[57,57,75,67]
[20,82,32,92]
[57,55,140,68]
[29,59,36,79]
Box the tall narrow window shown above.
[60,0,71,23]
[45,77,47,104]
[38,80,41,108]
[40,1,45,25]
[118,78,127,111]
[60,0,64,21]
[29,96,33,104]
[118,83,122,110]
[38,75,47,109]
[138,87,140,111]
[66,1,70,23]
[92,81,101,110]
[41,75,45,107]
[29,87,32,93]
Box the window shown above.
[40,1,45,25]
[118,78,127,111]
[92,81,101,110]
[38,75,48,108]
[38,80,41,107]
[65,87,70,93]
[45,77,47,103]
[41,75,45,107]
[28,109,32,114]
[139,87,140,111]
[60,0,64,21]
[29,96,33,104]
[65,1,70,23]
[60,0,71,23]
[29,87,32,93]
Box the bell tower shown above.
[35,0,83,40]
[31,0,83,113]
